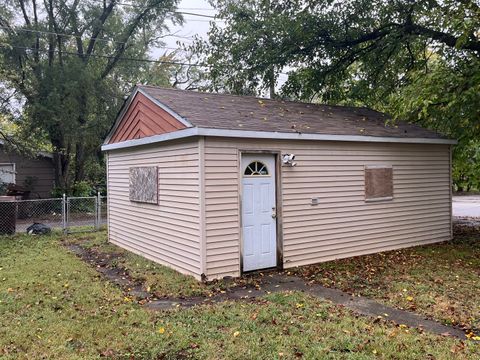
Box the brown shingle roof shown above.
[139,85,445,139]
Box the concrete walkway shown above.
[453,195,480,217]
[145,274,466,339]
[66,244,467,340]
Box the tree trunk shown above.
[74,141,86,183]
[50,132,70,190]
[268,67,276,99]
[52,151,69,190]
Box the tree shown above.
[196,0,480,188]
[0,0,182,190]
[141,51,205,90]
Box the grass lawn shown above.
[293,224,480,333]
[0,231,479,359]
[62,231,247,298]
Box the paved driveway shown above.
[453,195,480,217]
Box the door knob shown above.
[271,207,277,219]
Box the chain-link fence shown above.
[0,194,107,235]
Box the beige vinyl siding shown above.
[107,139,202,279]
[204,137,452,280]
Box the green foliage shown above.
[0,0,182,189]
[198,0,480,188]
[50,186,65,199]
[70,181,95,197]
[452,141,480,191]
[22,176,38,192]
[0,182,7,196]
[386,55,480,189]
[50,181,96,197]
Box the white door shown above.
[241,154,277,272]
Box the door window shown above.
[244,161,269,176]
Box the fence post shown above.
[62,193,67,233]
[96,191,101,231]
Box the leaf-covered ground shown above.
[1,232,479,359]
[293,224,480,333]
[62,231,253,299]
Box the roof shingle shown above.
[138,85,446,140]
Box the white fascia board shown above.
[101,127,199,151]
[196,128,458,145]
[102,127,457,151]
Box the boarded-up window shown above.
[0,163,15,184]
[365,165,393,201]
[129,166,158,204]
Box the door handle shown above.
[271,207,277,219]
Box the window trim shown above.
[0,163,16,184]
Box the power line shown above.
[0,44,291,76]
[87,0,222,20]
[0,44,206,67]
[177,8,216,12]
[0,26,189,52]
[176,11,216,19]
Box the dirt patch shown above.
[65,243,152,300]
[63,241,470,340]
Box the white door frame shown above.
[239,150,283,273]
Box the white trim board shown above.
[102,127,457,151]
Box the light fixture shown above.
[282,153,297,167]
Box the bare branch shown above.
[101,2,163,78]
[85,1,116,60]
[18,0,32,26]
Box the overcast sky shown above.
[153,0,217,57]
[155,0,288,93]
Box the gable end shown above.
[108,91,188,144]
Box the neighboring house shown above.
[0,140,55,198]
[101,85,456,281]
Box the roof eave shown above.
[101,127,457,151]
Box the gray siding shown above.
[0,148,55,198]
[106,139,203,279]
[204,137,452,280]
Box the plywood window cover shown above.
[129,166,158,204]
[365,165,393,202]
